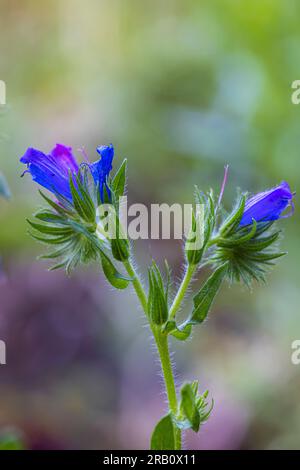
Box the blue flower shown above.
[20,144,79,201]
[20,143,114,203]
[240,181,294,226]
[89,144,114,202]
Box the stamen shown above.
[281,200,295,219]
[20,169,29,177]
[217,164,229,208]
[78,146,90,163]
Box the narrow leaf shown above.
[190,263,227,324]
[100,252,131,289]
[112,158,127,199]
[220,195,246,236]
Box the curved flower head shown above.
[240,181,294,226]
[20,144,79,201]
[89,144,114,202]
[20,143,122,274]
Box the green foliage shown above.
[150,414,176,450]
[162,320,192,341]
[111,158,127,202]
[100,252,132,289]
[190,263,227,324]
[164,264,226,340]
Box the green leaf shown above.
[27,219,73,236]
[29,231,73,245]
[220,195,246,236]
[74,172,95,220]
[244,232,280,251]
[39,190,73,216]
[111,237,130,262]
[163,320,192,341]
[217,219,257,247]
[246,251,286,263]
[190,264,227,324]
[150,414,176,450]
[0,173,10,199]
[180,383,200,432]
[112,158,127,199]
[69,174,95,223]
[100,252,131,289]
[34,211,67,224]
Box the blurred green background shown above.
[0,0,299,449]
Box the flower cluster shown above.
[20,143,129,281]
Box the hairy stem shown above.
[123,259,148,314]
[169,264,196,320]
[123,257,181,449]
[154,331,181,449]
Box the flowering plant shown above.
[21,143,294,450]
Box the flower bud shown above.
[148,262,169,325]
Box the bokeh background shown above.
[0,0,299,450]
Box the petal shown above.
[240,181,294,226]
[50,144,79,175]
[89,144,114,202]
[20,146,74,200]
[28,162,72,200]
[96,144,114,175]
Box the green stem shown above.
[123,257,181,450]
[154,331,181,449]
[169,264,196,320]
[123,259,148,314]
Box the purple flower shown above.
[240,181,294,226]
[20,143,114,203]
[21,144,79,201]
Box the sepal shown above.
[175,382,213,432]
[213,197,285,285]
